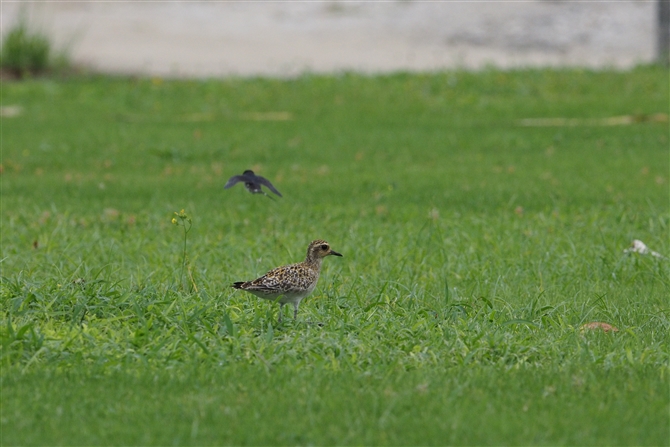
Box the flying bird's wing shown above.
[256,175,283,197]
[224,175,247,189]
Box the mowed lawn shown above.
[1,67,668,445]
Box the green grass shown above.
[2,67,669,445]
[0,16,68,78]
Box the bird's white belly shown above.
[278,283,317,305]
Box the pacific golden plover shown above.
[232,240,342,322]
[224,170,282,199]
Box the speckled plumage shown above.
[232,240,342,322]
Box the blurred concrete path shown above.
[0,1,656,78]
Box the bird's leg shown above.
[262,192,276,201]
[278,303,284,323]
[293,303,299,320]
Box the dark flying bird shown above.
[224,170,283,199]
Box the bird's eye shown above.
[321,244,328,250]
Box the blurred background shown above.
[1,0,666,78]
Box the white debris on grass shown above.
[0,105,22,117]
[623,239,666,259]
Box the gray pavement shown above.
[0,1,658,77]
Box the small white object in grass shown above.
[0,105,22,117]
[624,239,665,259]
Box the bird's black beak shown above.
[330,250,343,257]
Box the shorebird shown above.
[232,240,342,322]
[224,170,282,199]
